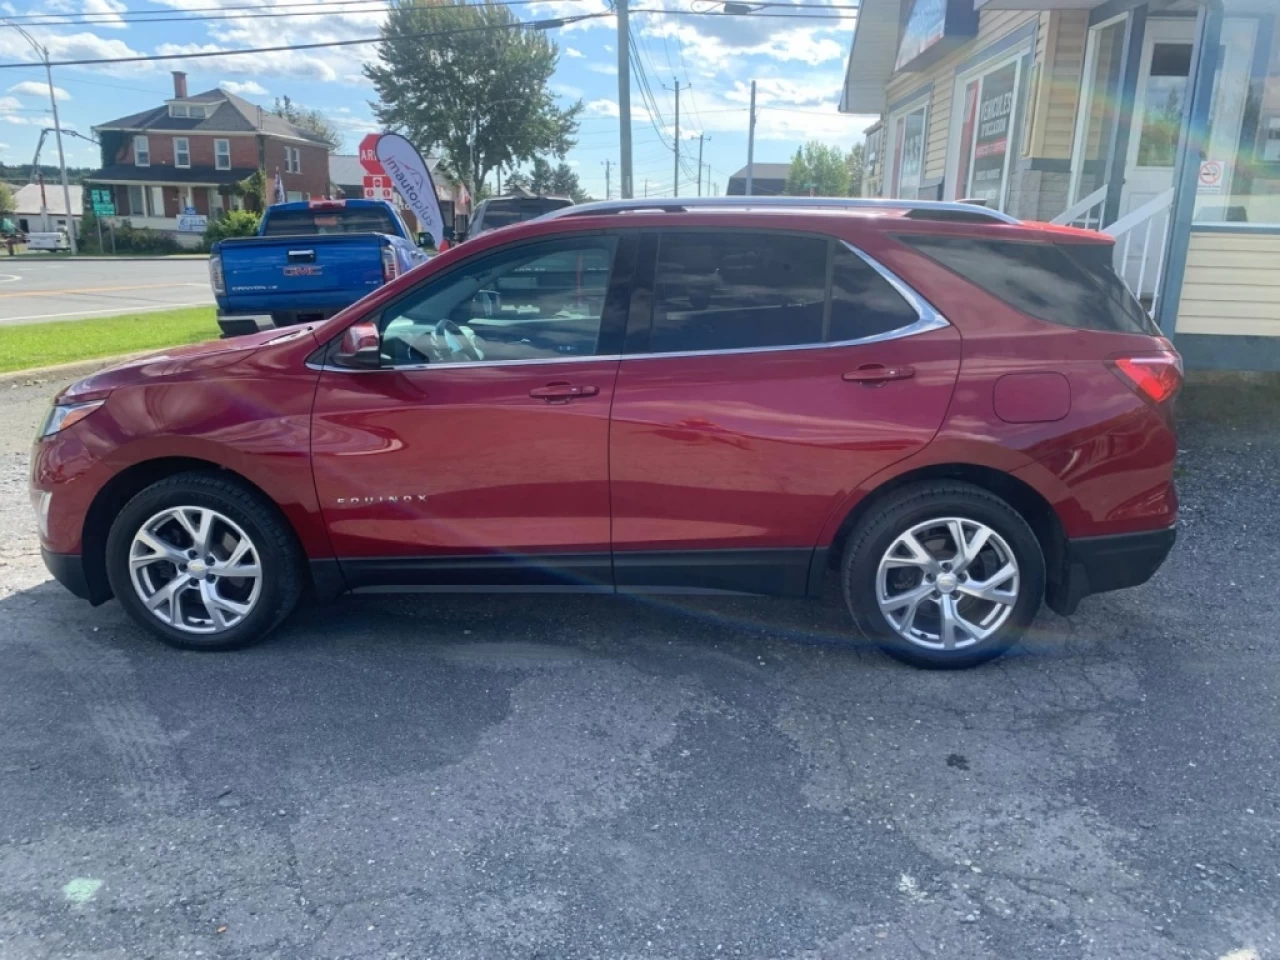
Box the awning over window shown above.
[839,0,904,114]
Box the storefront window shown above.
[1194,10,1280,225]
[889,103,927,198]
[1071,16,1127,207]
[952,57,1022,207]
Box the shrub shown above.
[203,209,261,247]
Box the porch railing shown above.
[1050,186,1174,319]
[1103,187,1175,318]
[1050,185,1107,231]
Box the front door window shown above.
[1069,14,1128,211]
[1135,42,1194,167]
[950,54,1025,209]
[889,103,927,198]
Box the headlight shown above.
[38,399,105,440]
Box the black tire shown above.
[841,481,1045,669]
[105,471,304,651]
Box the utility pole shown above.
[643,178,649,198]
[602,159,612,200]
[4,19,77,253]
[746,79,757,197]
[615,0,633,198]
[665,79,682,197]
[696,134,708,197]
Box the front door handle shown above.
[843,364,915,384]
[529,382,600,402]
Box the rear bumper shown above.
[1046,525,1177,616]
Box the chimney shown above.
[172,71,187,99]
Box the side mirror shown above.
[417,232,431,248]
[334,321,381,369]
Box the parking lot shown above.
[1,373,1277,960]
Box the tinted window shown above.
[899,235,1158,334]
[650,232,827,353]
[378,237,617,365]
[261,206,399,237]
[474,198,573,233]
[829,245,920,341]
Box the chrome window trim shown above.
[309,240,949,373]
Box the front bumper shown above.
[1046,525,1177,616]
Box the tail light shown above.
[380,245,399,284]
[209,253,225,296]
[1109,351,1183,404]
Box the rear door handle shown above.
[843,364,916,384]
[529,382,600,401]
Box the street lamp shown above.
[3,18,78,254]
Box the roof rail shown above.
[543,196,1021,225]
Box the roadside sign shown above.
[90,187,115,216]
[177,214,207,233]
[362,173,394,202]
[359,133,385,176]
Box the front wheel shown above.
[842,482,1045,669]
[105,472,303,651]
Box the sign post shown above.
[89,188,115,255]
[373,133,446,247]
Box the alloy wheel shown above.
[128,506,263,635]
[875,516,1020,651]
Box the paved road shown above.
[0,258,212,325]
[1,376,1278,960]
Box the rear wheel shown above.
[842,482,1045,668]
[105,472,303,651]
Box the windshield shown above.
[261,206,399,237]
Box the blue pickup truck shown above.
[210,199,429,337]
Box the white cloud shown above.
[0,96,22,112]
[586,62,617,76]
[20,30,157,76]
[1,114,43,126]
[564,46,585,58]
[552,82,584,99]
[9,81,71,102]
[219,79,268,97]
[585,98,619,118]
[82,0,128,29]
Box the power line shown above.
[5,0,586,26]
[0,11,610,68]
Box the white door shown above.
[1120,18,1256,290]
[1120,19,1196,292]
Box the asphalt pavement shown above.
[0,374,1277,960]
[0,258,213,325]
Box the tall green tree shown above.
[0,182,14,216]
[785,141,850,197]
[366,0,582,194]
[272,95,343,150]
[846,142,865,197]
[511,157,589,202]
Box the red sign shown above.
[362,173,394,201]
[359,133,385,176]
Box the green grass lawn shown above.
[0,306,220,373]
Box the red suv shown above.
[31,198,1180,668]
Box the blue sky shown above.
[0,0,877,200]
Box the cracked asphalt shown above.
[0,372,1277,959]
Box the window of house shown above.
[887,101,928,199]
[215,138,231,171]
[127,184,146,217]
[189,105,206,119]
[1192,13,1280,225]
[170,103,188,118]
[134,136,150,167]
[948,50,1029,210]
[649,232,828,354]
[829,244,921,341]
[285,146,301,174]
[377,237,618,366]
[174,137,190,168]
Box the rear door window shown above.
[649,232,828,353]
[899,234,1158,334]
[829,244,922,341]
